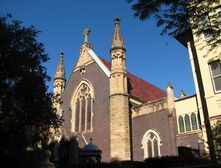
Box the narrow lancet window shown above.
[87,94,92,130]
[185,114,191,131]
[191,113,198,130]
[75,99,80,132]
[178,116,185,133]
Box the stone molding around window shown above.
[141,129,161,159]
[70,79,95,133]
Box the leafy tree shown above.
[212,120,221,161]
[127,0,221,48]
[0,14,62,165]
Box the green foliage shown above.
[127,0,221,47]
[0,14,62,162]
[212,120,221,161]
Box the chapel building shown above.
[53,17,178,161]
[53,1,221,160]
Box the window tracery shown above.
[142,129,161,158]
[72,81,94,132]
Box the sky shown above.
[1,0,195,97]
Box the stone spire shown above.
[54,51,65,81]
[53,51,66,98]
[111,17,125,50]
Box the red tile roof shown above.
[99,57,167,102]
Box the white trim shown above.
[82,134,88,145]
[70,79,94,132]
[208,60,221,93]
[141,129,161,158]
[88,49,111,77]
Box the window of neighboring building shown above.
[199,14,213,40]
[73,82,94,132]
[178,112,201,134]
[142,129,161,159]
[191,113,198,130]
[178,116,185,133]
[209,60,221,92]
[216,8,221,28]
[184,114,191,131]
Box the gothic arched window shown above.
[191,113,198,130]
[184,114,191,131]
[142,129,161,158]
[178,116,185,133]
[72,81,94,132]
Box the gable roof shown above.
[98,57,167,102]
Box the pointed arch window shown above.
[178,116,185,133]
[72,82,94,132]
[191,113,198,130]
[142,129,161,159]
[184,114,191,131]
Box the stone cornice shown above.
[132,97,168,118]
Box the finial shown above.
[114,17,120,25]
[167,82,173,89]
[59,50,64,60]
[83,28,91,43]
[180,90,186,98]
[54,50,65,81]
[89,138,93,144]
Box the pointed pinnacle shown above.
[54,51,65,80]
[111,17,125,50]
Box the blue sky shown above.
[1,0,195,97]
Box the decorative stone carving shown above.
[132,98,167,118]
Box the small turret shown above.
[109,17,131,161]
[54,51,66,96]
[52,51,66,141]
[179,90,186,98]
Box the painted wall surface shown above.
[187,2,221,151]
